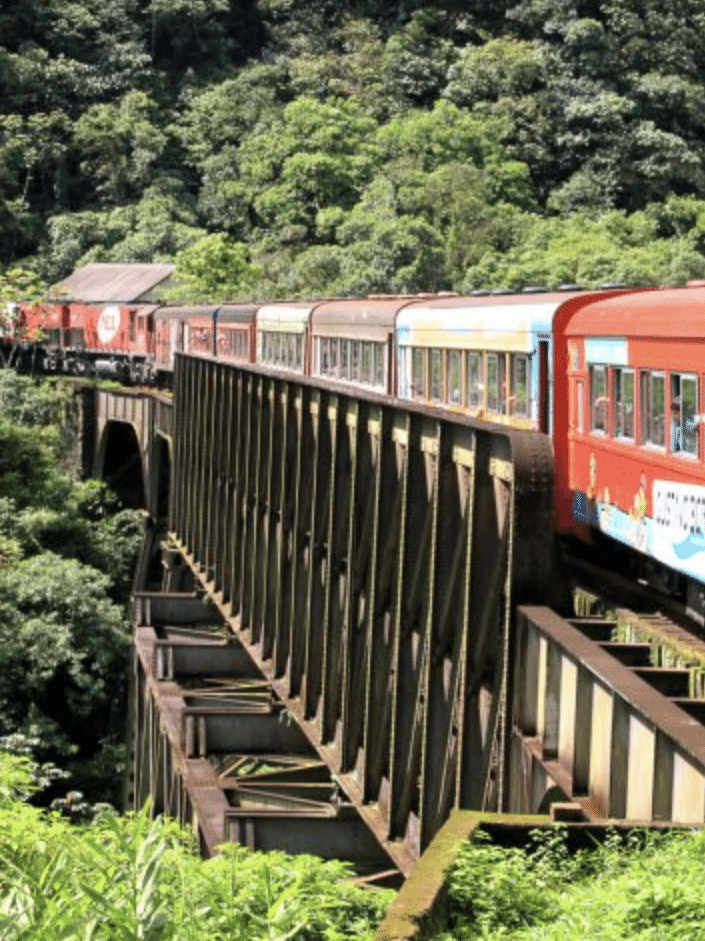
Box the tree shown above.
[172,233,263,302]
[73,91,169,205]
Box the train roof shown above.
[155,305,218,320]
[51,263,175,303]
[565,287,705,338]
[256,301,321,333]
[217,303,259,324]
[396,292,573,351]
[311,296,422,339]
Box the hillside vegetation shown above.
[4,1,705,295]
[0,372,142,804]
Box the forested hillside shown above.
[4,0,705,296]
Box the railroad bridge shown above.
[89,354,705,882]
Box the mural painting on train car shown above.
[574,467,705,582]
[653,480,705,578]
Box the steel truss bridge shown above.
[84,354,705,883]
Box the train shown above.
[7,279,705,618]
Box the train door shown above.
[538,339,549,433]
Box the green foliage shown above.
[171,233,263,301]
[73,91,169,205]
[0,373,141,800]
[0,774,393,941]
[463,209,705,290]
[432,826,705,940]
[6,0,705,289]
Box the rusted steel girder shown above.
[166,354,554,871]
[512,606,705,822]
[129,591,401,874]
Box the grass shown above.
[430,825,705,941]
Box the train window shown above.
[614,368,635,440]
[429,349,443,402]
[351,341,361,381]
[447,350,462,405]
[466,352,482,410]
[590,365,607,433]
[487,354,499,412]
[70,328,86,349]
[487,353,507,414]
[341,340,350,379]
[411,348,426,399]
[640,371,665,447]
[670,373,698,455]
[510,354,529,418]
[374,343,385,389]
[362,342,372,385]
[330,339,339,377]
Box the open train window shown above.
[374,342,385,389]
[614,368,635,440]
[341,340,350,379]
[510,353,529,418]
[351,341,361,381]
[329,339,339,377]
[411,348,426,399]
[670,373,698,455]
[486,353,507,415]
[429,349,443,402]
[640,371,665,447]
[466,351,482,411]
[361,342,372,385]
[447,350,462,405]
[590,365,607,433]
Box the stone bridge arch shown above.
[93,390,152,511]
[96,419,147,509]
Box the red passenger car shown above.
[559,286,705,604]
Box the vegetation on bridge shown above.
[431,825,705,940]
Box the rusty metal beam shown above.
[512,606,705,823]
[160,354,555,870]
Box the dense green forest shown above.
[0,372,142,805]
[4,0,705,296]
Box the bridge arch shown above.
[97,420,146,509]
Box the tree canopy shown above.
[5,0,705,292]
